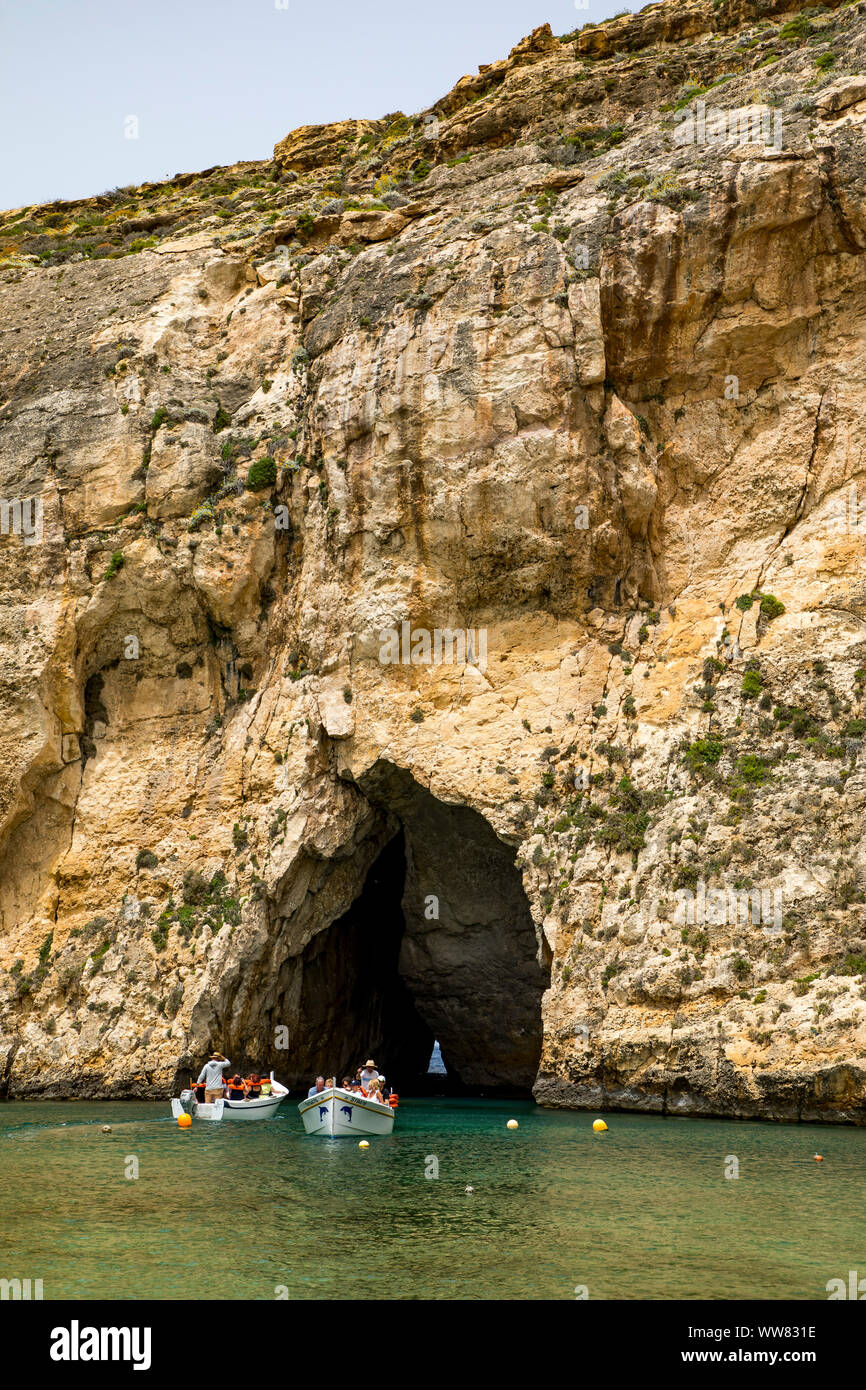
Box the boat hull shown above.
[221,1093,285,1120]
[170,1074,288,1122]
[298,1087,395,1137]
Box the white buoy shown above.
[506,1119,519,1130]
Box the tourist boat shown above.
[170,1073,289,1122]
[298,1085,396,1137]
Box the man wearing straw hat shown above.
[197,1051,231,1103]
[360,1059,381,1086]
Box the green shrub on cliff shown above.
[601,959,623,988]
[247,457,277,491]
[682,738,723,776]
[741,668,763,699]
[760,594,785,620]
[596,776,652,855]
[90,938,111,975]
[735,754,772,786]
[736,591,785,620]
[780,14,812,40]
[151,917,170,951]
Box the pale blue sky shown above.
[0,0,626,210]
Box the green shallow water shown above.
[0,1098,862,1300]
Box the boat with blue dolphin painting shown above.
[298,1085,395,1137]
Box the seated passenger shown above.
[307,1076,326,1098]
[192,1081,207,1104]
[324,1077,335,1090]
[341,1076,354,1092]
[227,1075,247,1100]
[246,1073,262,1099]
[365,1078,384,1104]
[259,1076,272,1096]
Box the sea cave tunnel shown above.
[187,763,549,1097]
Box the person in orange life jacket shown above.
[192,1080,207,1104]
[245,1074,262,1099]
[226,1075,246,1100]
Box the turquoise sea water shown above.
[0,1098,862,1300]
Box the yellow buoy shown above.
[592,1119,608,1132]
[506,1119,519,1130]
[359,1140,370,1149]
[177,1113,192,1129]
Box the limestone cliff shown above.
[1,0,866,1121]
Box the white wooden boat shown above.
[298,1086,395,1137]
[170,1073,289,1122]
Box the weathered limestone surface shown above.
[0,0,865,1117]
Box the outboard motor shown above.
[179,1089,196,1116]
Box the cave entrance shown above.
[289,832,434,1089]
[288,763,549,1096]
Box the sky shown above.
[0,0,628,210]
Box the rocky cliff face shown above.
[1,0,865,1120]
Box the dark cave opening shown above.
[81,672,109,763]
[186,764,549,1099]
[291,832,436,1090]
[287,764,549,1097]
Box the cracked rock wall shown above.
[0,0,865,1118]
